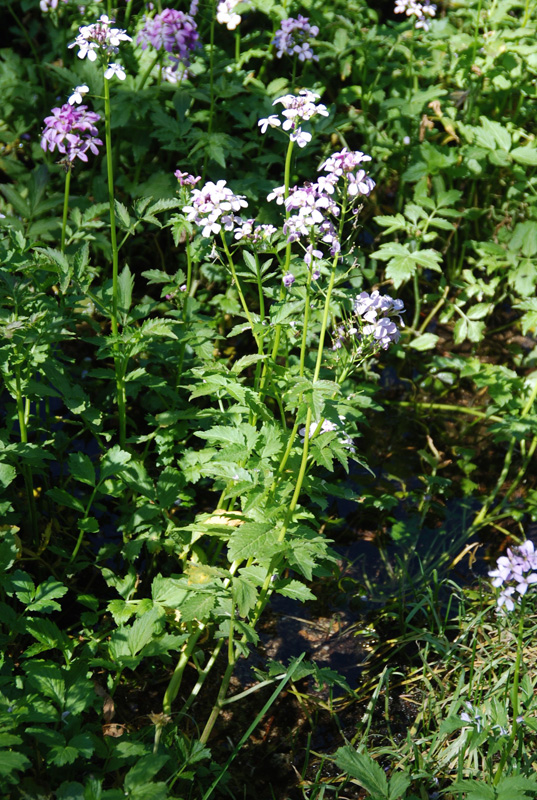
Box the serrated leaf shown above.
[117,264,134,325]
[233,576,258,617]
[227,522,283,564]
[114,200,131,230]
[156,467,184,507]
[28,577,68,613]
[334,747,388,795]
[100,446,132,481]
[127,606,164,656]
[108,599,136,625]
[388,772,412,800]
[274,579,315,602]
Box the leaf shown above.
[334,747,388,796]
[409,333,439,350]
[0,750,31,777]
[233,576,258,617]
[114,200,132,230]
[28,577,68,613]
[388,772,412,800]
[100,446,132,481]
[156,468,184,507]
[46,487,85,513]
[511,146,537,165]
[124,755,169,791]
[69,452,95,486]
[227,522,283,564]
[152,575,189,607]
[274,579,315,602]
[127,607,164,656]
[117,264,134,325]
[0,463,16,488]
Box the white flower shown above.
[104,63,126,80]
[258,115,281,134]
[68,84,90,105]
[290,128,312,148]
[217,0,242,30]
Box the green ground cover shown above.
[2,0,537,796]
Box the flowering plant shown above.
[273,16,319,62]
[40,103,102,166]
[488,540,537,611]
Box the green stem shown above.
[418,284,449,335]
[162,626,205,715]
[137,53,161,91]
[221,233,262,353]
[60,167,71,254]
[203,2,217,179]
[394,401,503,424]
[14,366,38,544]
[103,75,127,448]
[493,596,526,785]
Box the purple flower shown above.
[488,540,537,610]
[334,290,406,352]
[283,272,295,288]
[41,103,102,165]
[273,15,319,62]
[137,9,200,64]
[182,179,248,238]
[174,169,201,187]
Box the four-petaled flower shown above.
[104,63,126,81]
[68,85,89,105]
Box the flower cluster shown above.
[319,148,376,197]
[217,0,242,30]
[394,0,436,30]
[137,9,200,66]
[273,16,319,62]
[299,416,356,453]
[233,220,277,246]
[182,180,248,238]
[258,90,329,149]
[41,103,102,166]
[174,169,201,188]
[267,147,375,256]
[282,181,340,251]
[333,291,405,352]
[69,14,131,79]
[488,540,537,611]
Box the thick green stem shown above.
[60,168,71,254]
[103,76,127,447]
[162,626,205,715]
[15,367,38,543]
[137,53,161,91]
